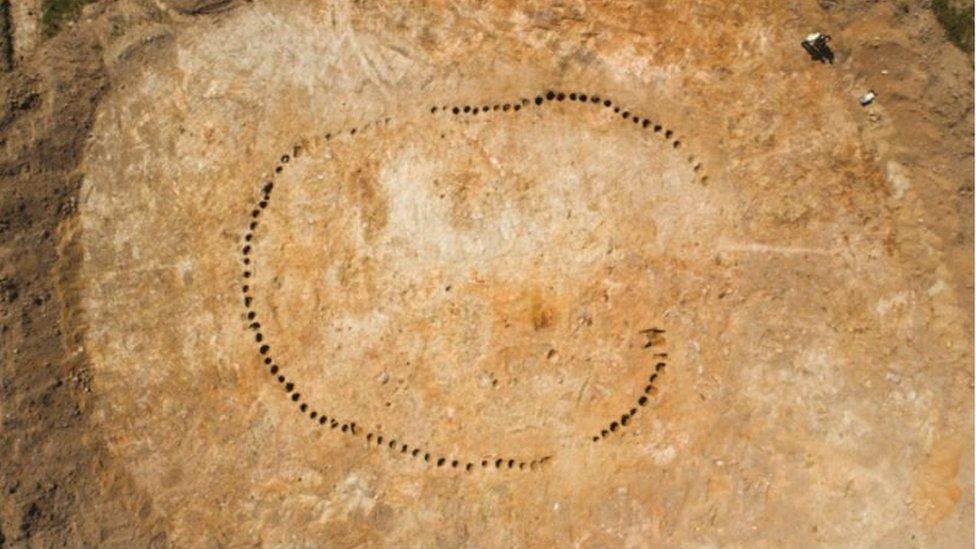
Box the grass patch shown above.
[41,0,95,38]
[932,0,974,54]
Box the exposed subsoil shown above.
[0,1,971,547]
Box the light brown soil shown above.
[0,1,971,547]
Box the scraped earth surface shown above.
[1,0,973,547]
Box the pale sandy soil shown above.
[0,1,972,547]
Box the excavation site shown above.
[1,1,973,547]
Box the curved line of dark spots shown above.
[238,116,552,473]
[431,91,708,185]
[592,349,669,442]
[243,92,698,470]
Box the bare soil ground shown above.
[0,1,971,547]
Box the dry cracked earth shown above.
[0,0,973,547]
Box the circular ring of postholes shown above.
[240,89,686,474]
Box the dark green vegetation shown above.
[42,0,95,37]
[932,0,974,54]
[1,0,12,71]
